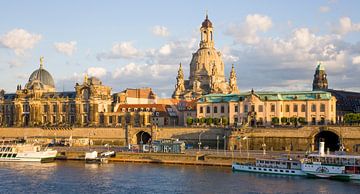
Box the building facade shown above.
[196,90,337,126]
[172,15,239,100]
[0,58,112,127]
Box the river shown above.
[0,161,359,193]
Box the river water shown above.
[0,161,359,193]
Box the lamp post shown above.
[223,135,227,156]
[262,136,266,155]
[198,130,205,152]
[216,135,219,154]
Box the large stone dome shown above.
[25,57,55,91]
[28,68,55,88]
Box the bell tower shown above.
[199,14,214,49]
[312,62,328,91]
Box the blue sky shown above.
[1,0,360,97]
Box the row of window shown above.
[199,103,330,114]
[199,106,226,114]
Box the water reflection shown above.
[0,161,359,193]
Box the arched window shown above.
[210,31,213,40]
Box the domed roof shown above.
[27,57,55,89]
[28,68,55,88]
[202,14,213,28]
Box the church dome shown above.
[202,15,213,28]
[28,68,55,88]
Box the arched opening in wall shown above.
[23,114,29,126]
[136,131,151,144]
[314,130,340,151]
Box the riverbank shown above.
[55,150,255,167]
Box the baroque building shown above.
[0,57,178,128]
[0,57,112,127]
[172,15,239,100]
[197,90,337,126]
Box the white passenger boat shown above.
[232,158,306,176]
[0,143,58,162]
[300,141,360,180]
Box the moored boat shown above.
[0,142,57,162]
[85,151,108,164]
[300,141,360,180]
[232,158,306,176]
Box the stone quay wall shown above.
[1,126,360,152]
[229,126,360,152]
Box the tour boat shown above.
[300,141,360,180]
[305,154,360,180]
[232,158,306,176]
[302,142,360,180]
[0,143,58,162]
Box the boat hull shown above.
[232,163,306,176]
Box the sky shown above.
[1,0,360,97]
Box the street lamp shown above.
[216,135,219,154]
[223,135,227,156]
[198,130,205,152]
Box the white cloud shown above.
[112,62,178,80]
[334,17,360,35]
[152,25,170,37]
[225,14,272,44]
[158,44,172,55]
[0,28,42,55]
[54,41,77,56]
[112,63,143,78]
[97,41,141,60]
[319,6,330,13]
[86,67,107,78]
[352,56,360,64]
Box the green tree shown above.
[289,117,297,125]
[206,117,213,125]
[213,118,220,125]
[200,118,206,124]
[186,117,193,126]
[281,117,288,124]
[298,117,306,124]
[271,117,279,125]
[221,117,228,125]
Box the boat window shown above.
[248,167,251,169]
[264,169,267,171]
[265,161,269,164]
[285,170,289,173]
[269,169,272,171]
[276,162,280,164]
[280,170,284,172]
[291,171,295,173]
[293,163,297,166]
[253,168,256,170]
[282,162,286,165]
[259,168,262,170]
[274,169,278,172]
